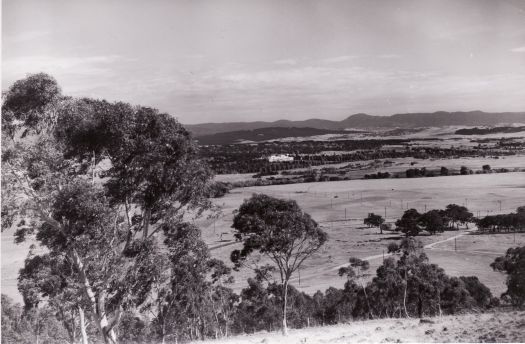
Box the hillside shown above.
[185,111,525,137]
[193,311,525,344]
[195,127,356,145]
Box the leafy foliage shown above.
[491,246,525,307]
[2,73,216,344]
[395,209,422,236]
[364,213,384,229]
[2,73,61,137]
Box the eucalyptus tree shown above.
[338,257,373,318]
[231,194,327,335]
[491,246,525,307]
[2,73,214,344]
[18,250,90,344]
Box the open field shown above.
[200,172,525,296]
[192,310,525,344]
[214,154,525,187]
[277,154,525,181]
[2,173,524,303]
[271,125,525,143]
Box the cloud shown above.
[321,55,357,64]
[2,54,132,95]
[5,30,50,42]
[3,55,126,80]
[378,54,402,59]
[273,59,297,65]
[510,46,525,53]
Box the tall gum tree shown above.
[231,194,327,335]
[2,73,214,344]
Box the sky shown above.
[3,0,525,124]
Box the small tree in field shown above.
[231,194,327,335]
[364,213,385,233]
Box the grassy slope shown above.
[199,172,525,296]
[193,311,525,344]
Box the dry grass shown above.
[199,172,525,296]
[192,310,525,344]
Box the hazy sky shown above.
[3,0,525,124]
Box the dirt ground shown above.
[192,311,525,344]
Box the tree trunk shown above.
[92,150,96,184]
[282,280,289,335]
[361,282,373,319]
[71,250,119,344]
[35,308,40,344]
[403,271,410,318]
[78,306,89,344]
[96,293,119,344]
[417,296,423,318]
[160,321,166,344]
[143,208,151,238]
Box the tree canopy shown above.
[2,73,216,344]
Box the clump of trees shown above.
[364,172,390,179]
[477,207,525,233]
[2,73,233,344]
[405,167,428,178]
[229,238,498,332]
[394,204,473,236]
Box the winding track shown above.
[291,227,479,283]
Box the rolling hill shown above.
[185,111,525,137]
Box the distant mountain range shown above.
[186,111,525,137]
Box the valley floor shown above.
[193,311,525,344]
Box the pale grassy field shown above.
[2,173,524,303]
[200,172,525,296]
[192,310,525,344]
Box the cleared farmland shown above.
[2,173,524,303]
[200,172,525,297]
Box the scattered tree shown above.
[364,213,385,233]
[231,194,327,335]
[395,209,422,236]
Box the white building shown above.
[268,154,294,162]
